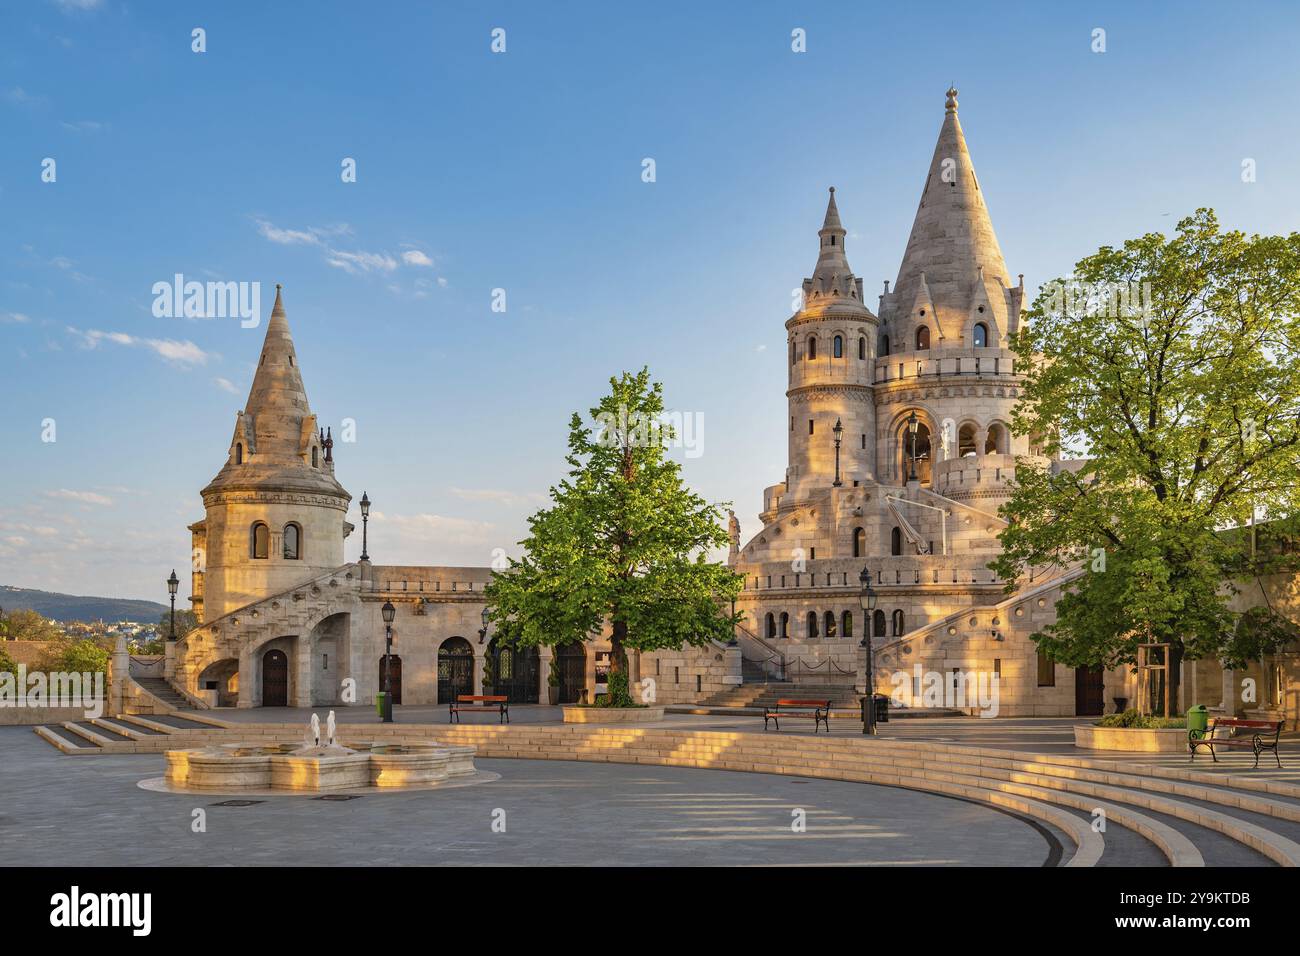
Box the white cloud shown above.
[2,312,30,323]
[401,249,434,267]
[51,0,104,10]
[44,489,113,506]
[67,327,215,367]
[61,120,106,133]
[326,249,399,275]
[214,377,240,394]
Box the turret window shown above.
[779,613,789,638]
[842,611,853,638]
[807,336,817,360]
[833,335,843,358]
[878,334,890,357]
[890,526,903,556]
[916,326,930,350]
[892,609,905,636]
[973,322,988,348]
[873,609,887,637]
[283,523,301,560]
[806,612,819,639]
[852,526,865,558]
[311,446,319,468]
[858,337,866,360]
[250,522,269,560]
[235,443,243,465]
[766,613,776,640]
[824,611,836,638]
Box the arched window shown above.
[283,523,301,560]
[973,322,988,348]
[311,446,319,468]
[250,522,269,560]
[791,340,796,365]
[873,609,887,638]
[985,423,1006,455]
[806,612,819,639]
[824,611,836,639]
[892,609,905,636]
[833,335,844,358]
[858,336,866,360]
[779,613,789,638]
[766,613,776,640]
[878,334,890,357]
[890,526,903,556]
[916,325,930,350]
[852,527,865,558]
[807,336,817,360]
[235,443,243,465]
[959,424,977,457]
[842,611,853,638]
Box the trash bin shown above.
[1187,704,1209,735]
[874,694,890,723]
[375,692,389,718]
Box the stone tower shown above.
[873,87,1028,504]
[189,286,352,621]
[784,187,879,503]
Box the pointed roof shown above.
[888,88,1010,323]
[242,284,310,462]
[804,187,870,309]
[202,285,348,500]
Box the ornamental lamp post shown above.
[478,606,490,644]
[906,411,920,483]
[832,417,844,487]
[166,570,179,641]
[359,491,371,561]
[858,566,878,735]
[380,600,395,723]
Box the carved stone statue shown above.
[727,509,741,554]
[940,418,954,461]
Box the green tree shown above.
[0,645,18,676]
[485,369,741,699]
[994,210,1300,701]
[40,637,111,674]
[157,608,197,641]
[0,609,64,643]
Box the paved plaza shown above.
[1,724,1064,867]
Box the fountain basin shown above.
[163,740,478,793]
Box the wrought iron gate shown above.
[438,639,473,703]
[490,641,539,704]
[556,643,586,704]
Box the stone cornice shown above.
[202,488,351,511]
[786,383,874,403]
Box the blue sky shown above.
[2,0,1298,603]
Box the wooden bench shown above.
[763,699,831,734]
[1189,717,1283,769]
[449,694,509,724]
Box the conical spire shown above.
[887,88,1010,328]
[807,187,860,302]
[241,283,311,462]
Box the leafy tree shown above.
[994,210,1300,702]
[0,609,64,643]
[0,646,18,676]
[157,608,197,641]
[40,638,111,674]
[485,368,741,699]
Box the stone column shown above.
[111,636,129,716]
[538,646,554,705]
[472,650,485,696]
[1221,665,1239,716]
[585,643,598,704]
[294,638,313,708]
[163,639,176,680]
[237,648,256,708]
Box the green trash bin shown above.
[1187,704,1209,735]
[375,692,389,717]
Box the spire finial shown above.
[945,86,958,112]
[271,283,285,317]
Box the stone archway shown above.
[196,658,239,707]
[438,637,474,703]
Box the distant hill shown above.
[0,586,168,623]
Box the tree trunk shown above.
[1169,642,1184,717]
[610,619,627,675]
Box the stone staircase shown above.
[134,677,191,709]
[681,681,963,717]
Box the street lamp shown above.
[166,570,179,641]
[380,600,395,723]
[478,606,490,644]
[832,417,844,487]
[858,566,878,735]
[906,411,920,483]
[359,491,371,561]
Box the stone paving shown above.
[0,726,1060,866]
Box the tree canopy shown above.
[484,369,741,692]
[993,209,1300,671]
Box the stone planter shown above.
[1073,723,1187,753]
[562,705,666,724]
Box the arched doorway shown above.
[488,638,540,704]
[378,654,402,705]
[900,419,932,484]
[262,649,288,707]
[437,637,474,703]
[555,642,586,704]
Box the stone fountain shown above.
[159,711,479,794]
